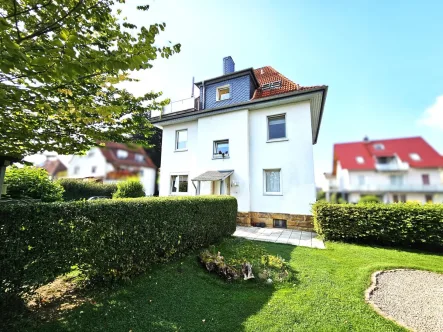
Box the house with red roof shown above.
[149,56,328,230]
[67,142,157,195]
[323,136,443,203]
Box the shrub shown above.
[313,201,443,251]
[57,179,117,200]
[358,195,381,204]
[0,196,237,299]
[4,166,64,202]
[113,179,145,198]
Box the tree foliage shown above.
[0,0,180,158]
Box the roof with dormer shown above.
[98,142,156,169]
[333,136,443,173]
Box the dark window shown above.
[91,166,97,174]
[273,219,287,228]
[171,175,188,194]
[425,195,433,202]
[422,174,430,185]
[213,140,229,158]
[393,194,399,203]
[400,195,406,202]
[268,114,286,140]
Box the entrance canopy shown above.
[192,170,233,182]
[191,170,234,195]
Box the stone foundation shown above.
[236,211,313,231]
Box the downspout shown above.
[201,80,205,110]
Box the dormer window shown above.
[410,153,421,161]
[135,153,144,162]
[373,143,385,150]
[356,156,364,164]
[216,85,230,101]
[116,149,128,159]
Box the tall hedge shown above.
[313,201,442,251]
[57,178,117,200]
[0,196,237,298]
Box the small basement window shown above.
[213,140,229,158]
[216,85,230,101]
[273,219,287,228]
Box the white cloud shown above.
[419,95,443,130]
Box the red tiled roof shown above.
[41,159,67,176]
[98,142,156,169]
[252,66,325,100]
[333,137,443,172]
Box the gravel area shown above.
[367,269,443,332]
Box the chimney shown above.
[363,136,369,142]
[223,56,235,75]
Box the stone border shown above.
[365,269,416,331]
[237,211,314,231]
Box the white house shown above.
[323,136,443,203]
[68,142,157,196]
[150,57,328,229]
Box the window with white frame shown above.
[356,156,364,164]
[175,129,188,150]
[358,175,365,185]
[390,175,404,186]
[216,85,230,101]
[135,153,144,162]
[373,143,385,150]
[170,175,188,194]
[116,149,128,159]
[267,114,286,140]
[213,140,229,158]
[264,169,282,195]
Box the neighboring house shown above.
[68,142,157,195]
[323,136,443,203]
[41,158,67,179]
[150,56,328,229]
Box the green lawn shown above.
[23,238,443,332]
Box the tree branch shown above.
[4,1,52,19]
[17,1,84,43]
[13,0,20,40]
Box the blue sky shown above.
[118,0,443,184]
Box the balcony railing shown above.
[150,97,199,118]
[346,183,443,193]
[375,162,409,171]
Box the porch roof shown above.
[192,170,233,181]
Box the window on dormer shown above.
[135,154,144,162]
[373,143,384,150]
[216,85,230,101]
[356,156,364,164]
[116,149,128,159]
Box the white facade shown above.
[68,147,157,196]
[324,163,443,203]
[158,100,316,215]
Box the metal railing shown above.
[375,162,409,171]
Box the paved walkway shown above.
[233,226,325,249]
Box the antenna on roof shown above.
[191,76,195,97]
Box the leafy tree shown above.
[0,0,180,159]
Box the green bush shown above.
[113,179,145,198]
[358,195,381,204]
[313,201,442,251]
[57,179,117,200]
[4,166,64,202]
[0,196,237,298]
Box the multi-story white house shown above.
[150,57,328,229]
[323,137,443,203]
[68,142,157,196]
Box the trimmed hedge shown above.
[0,196,237,298]
[113,179,145,198]
[4,166,64,202]
[313,201,443,250]
[57,178,117,200]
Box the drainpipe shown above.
[201,80,205,110]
